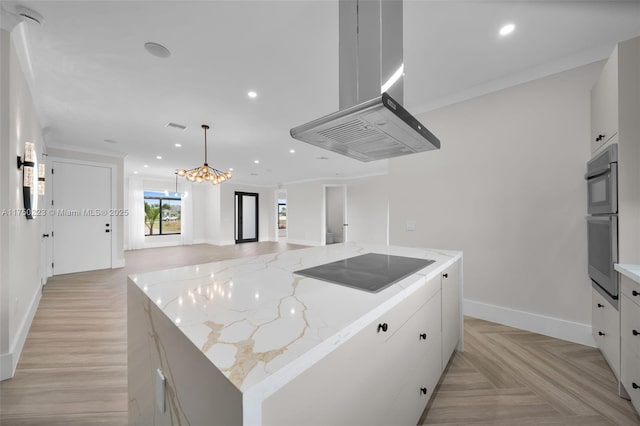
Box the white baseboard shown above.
[0,285,42,381]
[286,239,321,247]
[208,240,235,246]
[464,299,596,348]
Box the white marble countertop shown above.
[615,263,640,284]
[129,242,461,399]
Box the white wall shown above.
[1,29,45,380]
[345,174,388,245]
[284,175,389,246]
[284,180,326,246]
[388,62,604,346]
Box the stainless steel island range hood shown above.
[290,0,440,162]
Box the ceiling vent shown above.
[167,122,187,130]
[15,5,43,25]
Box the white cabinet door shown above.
[441,261,460,370]
[379,289,442,426]
[591,47,619,154]
[621,293,640,413]
[52,161,112,275]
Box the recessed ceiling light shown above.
[144,42,171,58]
[133,171,139,174]
[229,167,234,171]
[156,156,162,160]
[248,91,257,98]
[499,23,515,36]
[104,139,117,144]
[249,173,258,176]
[143,164,149,168]
[289,149,295,154]
[317,156,329,160]
[254,160,260,164]
[174,143,181,148]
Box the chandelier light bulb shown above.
[177,169,187,176]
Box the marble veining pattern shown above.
[129,242,462,395]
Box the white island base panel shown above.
[128,243,463,425]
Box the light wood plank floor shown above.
[2,243,639,425]
[420,318,640,426]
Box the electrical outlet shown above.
[406,220,416,231]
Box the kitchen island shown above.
[128,243,463,425]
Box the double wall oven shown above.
[585,144,618,308]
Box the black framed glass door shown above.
[235,192,259,243]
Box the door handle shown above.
[42,234,49,238]
[377,323,388,333]
[419,333,427,340]
[105,229,110,233]
[598,331,605,336]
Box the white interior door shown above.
[40,163,53,284]
[52,161,112,275]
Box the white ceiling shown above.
[5,1,640,186]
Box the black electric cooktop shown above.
[294,253,435,293]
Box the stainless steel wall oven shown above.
[585,144,618,308]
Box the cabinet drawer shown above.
[377,275,441,342]
[621,295,640,359]
[621,275,640,308]
[592,288,620,378]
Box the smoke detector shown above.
[15,5,43,25]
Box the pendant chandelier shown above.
[177,124,232,184]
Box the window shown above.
[278,203,287,230]
[144,191,182,236]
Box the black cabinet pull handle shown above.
[633,330,639,336]
[633,383,639,390]
[597,303,604,308]
[598,331,605,336]
[420,387,427,395]
[633,290,639,297]
[377,323,388,333]
[443,273,448,278]
[419,333,427,340]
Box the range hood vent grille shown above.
[319,119,381,144]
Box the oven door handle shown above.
[585,164,611,180]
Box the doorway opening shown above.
[276,189,287,242]
[323,184,347,245]
[235,192,259,243]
